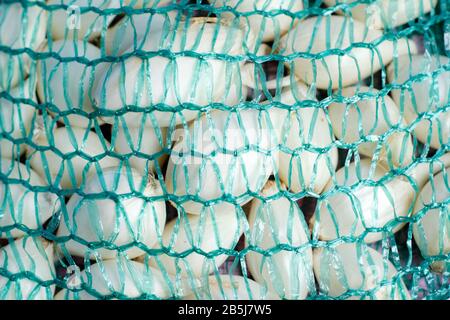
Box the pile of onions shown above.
[0,0,447,302]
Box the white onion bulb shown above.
[387,54,449,150]
[279,15,417,89]
[104,9,178,56]
[313,242,410,299]
[94,18,250,128]
[275,85,338,194]
[413,169,449,273]
[148,203,245,277]
[56,166,166,260]
[55,259,183,299]
[48,0,115,41]
[0,158,59,239]
[166,109,275,214]
[264,80,314,145]
[113,124,168,174]
[0,77,38,159]
[314,154,450,243]
[329,85,414,169]
[27,125,120,190]
[0,1,47,89]
[0,236,55,300]
[208,0,303,42]
[246,181,314,299]
[37,40,102,128]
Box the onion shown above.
[413,169,449,273]
[94,17,251,128]
[55,258,184,299]
[328,85,414,169]
[104,9,178,56]
[208,0,303,43]
[279,15,417,89]
[246,181,314,299]
[113,124,168,174]
[37,40,102,128]
[56,167,166,260]
[275,84,338,194]
[259,80,314,145]
[147,203,245,277]
[27,124,120,190]
[313,242,410,299]
[165,108,275,214]
[48,0,115,41]
[314,154,450,243]
[185,274,278,300]
[323,0,438,29]
[0,158,59,239]
[0,236,55,300]
[0,1,47,90]
[0,77,38,160]
[387,54,449,150]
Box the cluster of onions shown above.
[0,0,448,301]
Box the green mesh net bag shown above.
[0,0,448,300]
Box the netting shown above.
[0,0,448,300]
